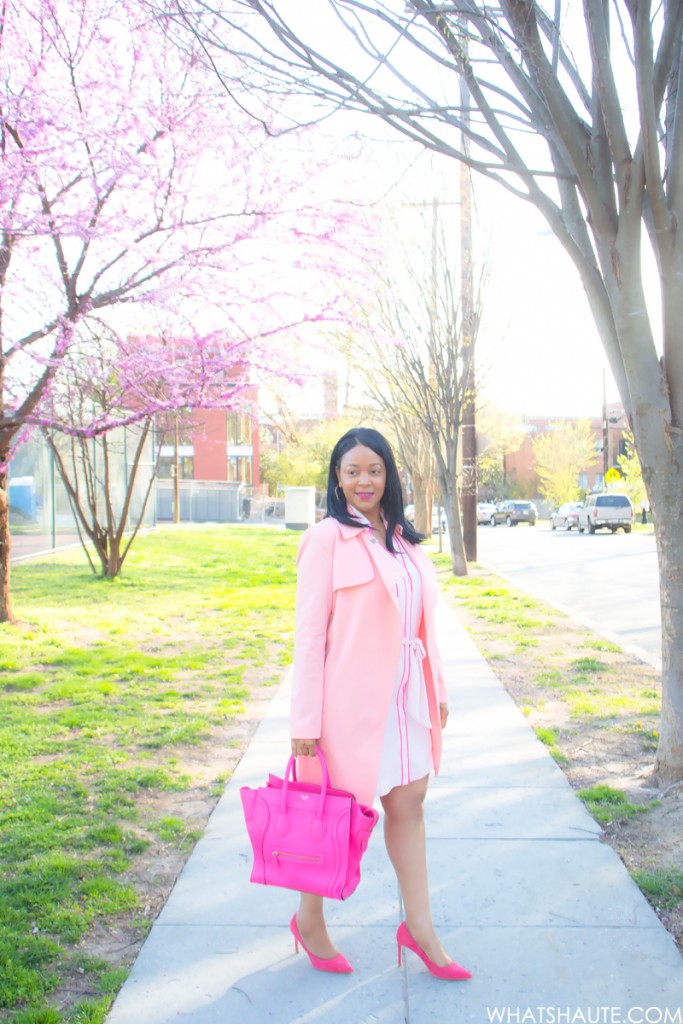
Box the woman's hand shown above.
[439,703,449,729]
[291,738,319,757]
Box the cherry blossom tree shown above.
[0,0,359,619]
[40,326,263,577]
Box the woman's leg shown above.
[295,892,341,959]
[380,775,451,966]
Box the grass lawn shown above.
[1,526,299,1024]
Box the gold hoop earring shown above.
[335,485,343,500]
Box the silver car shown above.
[477,501,497,524]
[550,501,583,531]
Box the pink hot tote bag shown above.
[240,746,379,900]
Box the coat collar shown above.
[330,515,406,613]
[333,514,403,541]
[337,519,366,541]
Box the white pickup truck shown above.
[577,493,634,534]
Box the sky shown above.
[251,0,644,423]
[468,173,624,420]
[287,132,627,423]
[394,157,624,420]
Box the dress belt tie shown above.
[401,637,432,728]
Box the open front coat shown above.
[290,516,447,806]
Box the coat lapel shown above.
[332,519,402,610]
[332,521,374,591]
[362,532,403,611]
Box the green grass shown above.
[439,563,660,731]
[582,639,622,653]
[577,784,652,823]
[536,668,562,687]
[534,727,568,764]
[430,557,557,631]
[1,525,298,1021]
[631,868,683,910]
[566,689,659,720]
[571,657,608,673]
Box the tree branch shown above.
[634,0,669,235]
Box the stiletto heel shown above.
[396,921,472,981]
[289,914,353,974]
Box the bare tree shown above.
[392,412,435,540]
[362,231,482,575]
[165,0,683,783]
[44,421,159,579]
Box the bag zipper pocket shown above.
[272,850,322,863]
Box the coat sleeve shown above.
[413,543,448,704]
[290,522,335,739]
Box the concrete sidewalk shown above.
[107,602,683,1024]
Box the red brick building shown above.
[158,398,260,486]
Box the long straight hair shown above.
[325,427,423,551]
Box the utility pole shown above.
[602,370,609,481]
[173,412,180,525]
[402,194,457,544]
[459,22,477,563]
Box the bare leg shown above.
[295,892,341,959]
[381,775,451,966]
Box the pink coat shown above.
[290,516,447,806]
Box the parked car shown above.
[490,500,537,527]
[578,493,634,533]
[550,501,583,531]
[477,501,497,524]
[403,504,415,524]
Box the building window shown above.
[227,413,251,446]
[157,445,194,479]
[228,455,252,483]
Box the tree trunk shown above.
[104,538,123,579]
[655,520,683,784]
[0,474,12,623]
[413,483,430,540]
[610,231,683,784]
[640,424,683,785]
[445,484,467,576]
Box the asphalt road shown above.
[475,521,662,668]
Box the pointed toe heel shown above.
[290,914,353,974]
[396,921,471,981]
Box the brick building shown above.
[158,399,260,486]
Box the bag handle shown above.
[279,745,329,839]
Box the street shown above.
[475,523,662,668]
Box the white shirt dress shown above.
[374,533,434,797]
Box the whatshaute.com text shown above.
[486,1009,683,1024]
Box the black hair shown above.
[325,426,424,551]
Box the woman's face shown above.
[336,443,387,519]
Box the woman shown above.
[290,426,471,982]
